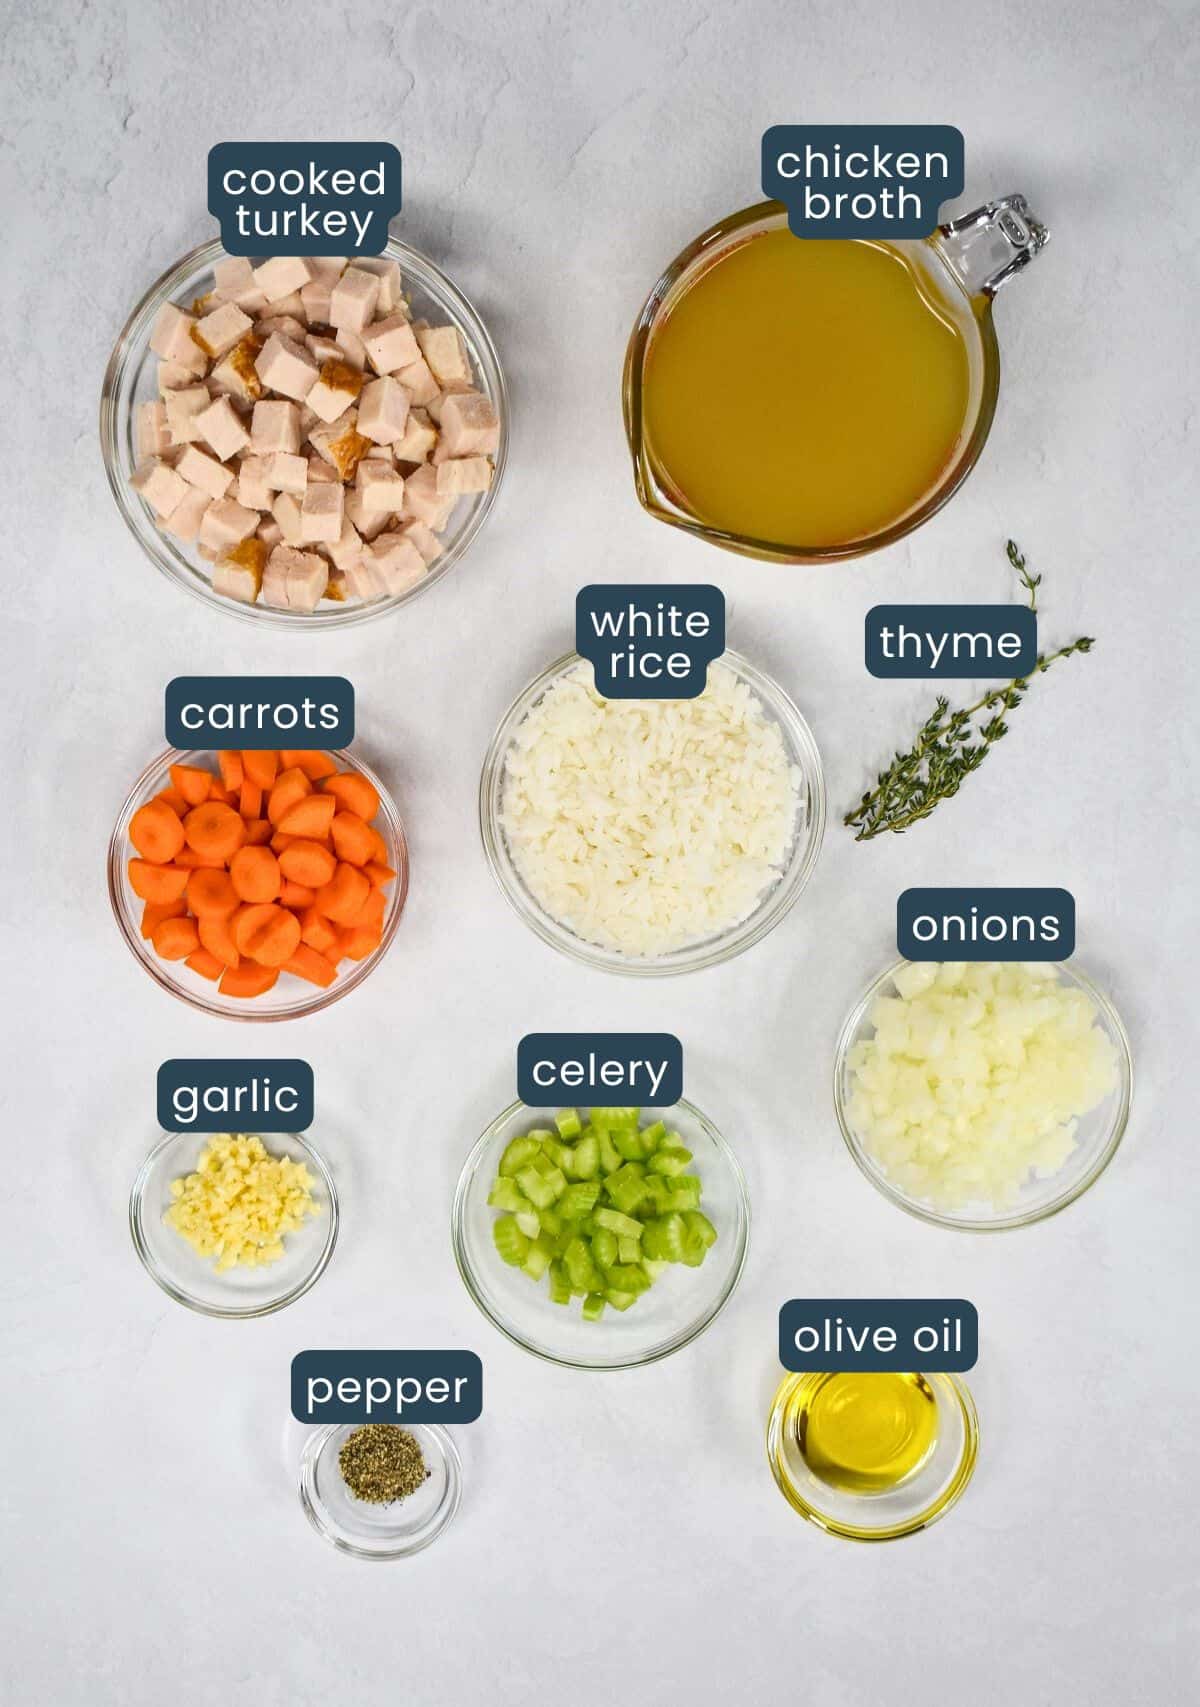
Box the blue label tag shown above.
[779,1300,978,1372]
[517,1034,683,1107]
[866,605,1037,679]
[897,887,1075,960]
[208,143,402,255]
[165,677,354,750]
[292,1351,482,1423]
[158,1060,314,1132]
[576,585,724,699]
[762,125,964,238]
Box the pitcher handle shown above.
[934,194,1049,298]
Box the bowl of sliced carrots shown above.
[109,746,408,1019]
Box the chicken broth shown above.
[642,230,975,549]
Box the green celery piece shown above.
[648,1146,693,1177]
[522,1235,553,1280]
[639,1175,673,1212]
[576,1215,597,1237]
[559,1181,601,1220]
[593,1206,643,1240]
[683,1210,717,1249]
[555,1108,583,1139]
[612,1126,648,1162]
[541,1138,575,1172]
[641,1120,667,1151]
[581,1292,606,1322]
[526,1128,554,1143]
[570,1135,600,1180]
[642,1213,686,1262]
[617,1235,641,1264]
[493,1216,530,1267]
[514,1210,540,1239]
[596,1128,623,1175]
[664,1176,702,1212]
[516,1164,566,1208]
[499,1136,541,1177]
[552,1227,577,1258]
[547,1260,572,1304]
[642,1258,670,1282]
[606,1262,650,1295]
[593,1106,640,1130]
[604,1164,647,1215]
[539,1207,563,1237]
[529,1151,557,1178]
[591,1227,619,1270]
[564,1237,601,1291]
[605,1288,637,1312]
[680,1235,706,1267]
[487,1177,529,1213]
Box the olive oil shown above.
[642,230,973,549]
[783,1371,938,1494]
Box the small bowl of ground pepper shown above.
[299,1423,463,1560]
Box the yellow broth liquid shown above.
[642,231,973,548]
[787,1371,938,1494]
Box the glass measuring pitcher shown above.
[623,195,1048,562]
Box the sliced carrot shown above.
[185,947,224,981]
[313,860,371,924]
[186,867,240,918]
[280,879,316,909]
[232,902,301,967]
[128,858,189,903]
[242,749,279,790]
[218,750,244,793]
[349,886,386,932]
[270,832,295,855]
[283,944,337,987]
[198,915,240,969]
[130,798,186,864]
[174,846,227,870]
[229,845,282,904]
[267,766,312,827]
[278,839,337,888]
[322,771,380,822]
[183,801,246,862]
[169,763,214,807]
[239,778,263,819]
[219,962,279,999]
[153,786,189,818]
[365,825,389,865]
[152,915,201,960]
[140,898,186,939]
[206,780,236,806]
[341,925,383,961]
[280,749,338,781]
[243,816,273,845]
[232,902,282,957]
[364,859,398,888]
[300,908,340,955]
[277,792,337,838]
[329,810,375,866]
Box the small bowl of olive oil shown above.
[766,1371,978,1541]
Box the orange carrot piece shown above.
[349,886,387,932]
[185,947,224,982]
[278,840,337,889]
[183,801,246,862]
[152,915,201,960]
[280,749,338,781]
[242,749,279,790]
[364,859,398,888]
[266,767,311,827]
[229,845,282,904]
[280,879,316,909]
[140,898,186,939]
[299,908,340,955]
[186,867,240,918]
[321,771,380,822]
[130,798,186,864]
[365,825,389,864]
[173,846,227,870]
[233,902,302,967]
[206,780,236,806]
[329,811,375,866]
[218,750,244,793]
[277,792,337,838]
[239,778,263,819]
[169,763,214,807]
[219,962,279,999]
[153,786,189,818]
[313,860,371,924]
[232,902,282,958]
[341,926,383,961]
[283,945,337,988]
[242,816,273,846]
[198,916,240,969]
[128,859,190,903]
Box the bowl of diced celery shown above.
[451,1101,750,1369]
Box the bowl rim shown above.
[298,1422,463,1560]
[833,958,1134,1232]
[478,648,826,976]
[129,1127,339,1318]
[99,233,508,630]
[766,1370,979,1541]
[450,1096,751,1370]
[108,744,408,1021]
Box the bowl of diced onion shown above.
[833,959,1133,1232]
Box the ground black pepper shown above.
[338,1424,431,1504]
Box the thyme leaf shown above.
[844,541,1095,842]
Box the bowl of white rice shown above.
[478,650,825,974]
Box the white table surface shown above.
[3,2,1197,1701]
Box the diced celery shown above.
[612,1126,648,1162]
[606,1262,650,1294]
[548,1260,572,1305]
[541,1138,575,1172]
[552,1227,577,1257]
[539,1207,563,1237]
[641,1120,667,1151]
[570,1135,600,1179]
[487,1177,529,1213]
[564,1237,601,1291]
[683,1210,718,1249]
[604,1163,647,1215]
[594,1106,640,1130]
[664,1176,702,1212]
[493,1216,530,1266]
[514,1210,540,1239]
[593,1206,643,1240]
[516,1164,566,1208]
[648,1145,693,1177]
[522,1235,553,1280]
[530,1152,557,1178]
[597,1128,623,1175]
[639,1175,673,1212]
[680,1235,707,1267]
[591,1227,618,1270]
[560,1181,602,1220]
[642,1213,686,1262]
[642,1258,670,1281]
[555,1108,583,1139]
[499,1136,541,1177]
[617,1235,641,1264]
[581,1292,606,1321]
[605,1288,637,1312]
[526,1128,554,1143]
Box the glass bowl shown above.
[834,960,1133,1232]
[100,235,508,629]
[129,1128,338,1317]
[108,746,408,1021]
[766,1371,978,1542]
[478,650,825,975]
[299,1424,462,1560]
[451,1099,750,1369]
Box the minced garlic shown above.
[165,1133,319,1270]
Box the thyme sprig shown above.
[844,541,1094,842]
